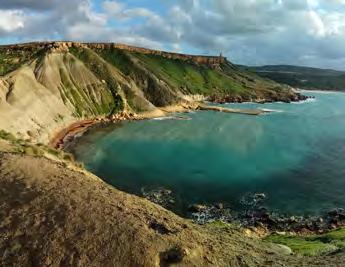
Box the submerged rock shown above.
[215,203,224,210]
[254,193,266,201]
[188,203,232,225]
[141,187,176,209]
[240,192,267,208]
[327,208,345,225]
[188,204,208,213]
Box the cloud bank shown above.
[1,0,345,69]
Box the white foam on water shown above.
[291,98,316,104]
[151,116,191,121]
[262,108,283,113]
[151,116,175,121]
[299,89,343,94]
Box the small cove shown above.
[69,91,345,217]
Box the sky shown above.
[1,0,345,70]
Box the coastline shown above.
[50,93,314,150]
[46,96,345,248]
[50,103,198,149]
[49,102,271,150]
[49,119,100,149]
[297,88,345,94]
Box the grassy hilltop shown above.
[241,65,345,91]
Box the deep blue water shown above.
[70,91,345,215]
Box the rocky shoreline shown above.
[141,188,345,237]
[50,100,273,150]
[51,91,311,150]
[209,92,311,104]
[52,93,329,237]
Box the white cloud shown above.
[328,0,345,4]
[102,1,124,16]
[1,0,345,69]
[308,10,326,37]
[123,8,154,18]
[0,10,24,32]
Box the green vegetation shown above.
[134,53,247,96]
[242,65,345,91]
[97,48,133,75]
[0,47,47,76]
[265,228,345,256]
[1,43,297,117]
[93,46,291,106]
[60,54,116,117]
[0,130,17,142]
[69,47,124,115]
[0,130,75,161]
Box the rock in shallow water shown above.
[188,203,232,225]
[187,204,208,213]
[141,187,176,209]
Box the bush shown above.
[264,228,345,256]
[0,130,16,142]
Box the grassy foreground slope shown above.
[242,65,345,91]
[0,135,285,266]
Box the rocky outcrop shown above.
[209,91,310,104]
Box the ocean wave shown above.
[151,116,176,121]
[262,108,283,113]
[151,116,191,121]
[298,89,341,94]
[291,98,316,104]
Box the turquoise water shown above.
[70,91,345,215]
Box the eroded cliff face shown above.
[0,41,299,144]
[0,47,161,143]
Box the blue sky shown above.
[1,0,345,70]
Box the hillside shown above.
[0,148,281,266]
[1,42,345,266]
[241,65,345,91]
[2,139,345,266]
[0,42,303,143]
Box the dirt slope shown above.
[0,152,279,266]
[1,152,345,266]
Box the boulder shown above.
[273,244,293,256]
[188,204,208,213]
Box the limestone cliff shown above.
[0,41,302,143]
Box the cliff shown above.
[0,41,302,143]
